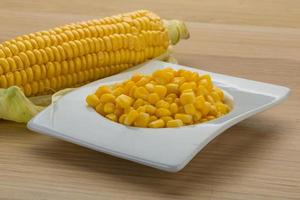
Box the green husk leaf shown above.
[0,86,44,123]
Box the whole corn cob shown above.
[0,10,189,97]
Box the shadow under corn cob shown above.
[0,10,189,97]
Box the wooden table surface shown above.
[1,0,299,199]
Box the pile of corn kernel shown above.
[86,68,230,128]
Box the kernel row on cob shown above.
[86,68,231,128]
[0,10,189,97]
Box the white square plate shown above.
[28,60,290,172]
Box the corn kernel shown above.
[172,77,185,85]
[86,94,100,108]
[211,91,220,102]
[133,98,146,109]
[106,113,117,122]
[124,109,139,125]
[95,103,105,115]
[103,102,115,114]
[169,103,178,114]
[201,102,211,116]
[161,116,173,124]
[134,86,149,100]
[166,83,179,94]
[199,74,213,92]
[114,107,123,117]
[166,93,177,99]
[95,85,111,97]
[164,97,173,104]
[145,83,155,92]
[156,108,171,117]
[175,113,193,124]
[180,92,195,105]
[178,106,185,113]
[148,93,160,104]
[149,115,158,122]
[136,76,151,86]
[206,115,215,121]
[112,87,124,96]
[123,80,135,93]
[153,85,167,98]
[156,100,169,108]
[100,93,116,103]
[149,119,165,128]
[131,73,143,82]
[193,111,202,122]
[194,95,205,110]
[167,119,183,128]
[179,82,197,91]
[116,94,133,108]
[119,114,127,123]
[196,85,208,96]
[153,69,173,84]
[136,106,146,113]
[134,112,150,127]
[145,104,156,114]
[184,103,196,115]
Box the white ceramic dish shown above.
[28,60,290,172]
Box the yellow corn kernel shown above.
[178,106,184,113]
[206,115,215,121]
[199,74,213,92]
[180,92,195,105]
[155,100,169,108]
[86,94,100,108]
[148,93,160,104]
[123,80,135,93]
[174,98,181,105]
[175,113,192,124]
[169,103,178,114]
[166,93,177,99]
[96,85,111,97]
[133,98,146,109]
[194,95,205,110]
[201,102,211,116]
[145,104,156,115]
[148,119,165,128]
[134,112,150,127]
[100,93,115,103]
[112,87,124,96]
[167,119,183,128]
[114,107,124,117]
[164,97,173,104]
[149,115,158,122]
[153,85,167,98]
[124,109,139,125]
[153,69,173,84]
[116,94,133,108]
[136,106,146,113]
[195,85,208,96]
[206,95,215,104]
[103,102,115,114]
[166,83,179,94]
[172,77,185,85]
[215,87,224,100]
[179,82,196,92]
[211,91,220,102]
[95,102,105,115]
[128,85,137,97]
[136,76,151,86]
[209,105,218,116]
[184,103,196,115]
[134,86,149,100]
[131,73,143,82]
[106,113,117,122]
[156,108,171,117]
[145,83,155,92]
[161,116,173,124]
[193,111,202,122]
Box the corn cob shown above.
[0,10,189,97]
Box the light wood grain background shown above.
[0,0,299,199]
